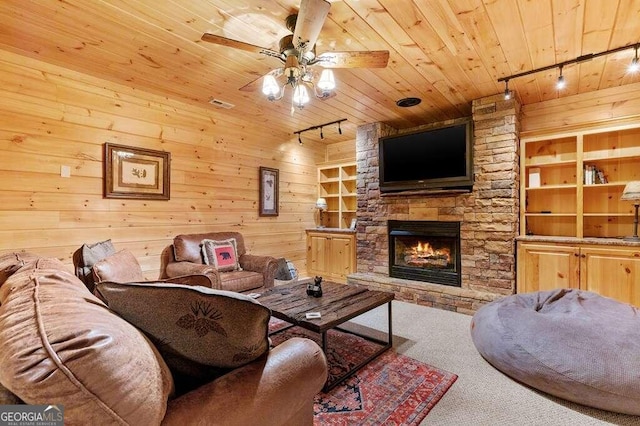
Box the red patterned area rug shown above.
[269,320,458,426]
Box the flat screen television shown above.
[379,119,474,193]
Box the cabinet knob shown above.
[581,254,586,258]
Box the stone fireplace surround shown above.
[347,94,520,314]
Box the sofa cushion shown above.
[202,238,242,272]
[220,270,265,292]
[92,248,146,283]
[173,232,247,263]
[95,281,271,372]
[0,254,173,425]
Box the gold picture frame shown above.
[104,143,170,200]
[259,166,279,216]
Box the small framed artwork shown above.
[104,143,170,200]
[259,166,279,216]
[349,218,357,230]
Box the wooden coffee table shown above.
[258,280,394,391]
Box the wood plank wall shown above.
[0,50,326,279]
[325,140,356,163]
[521,81,640,135]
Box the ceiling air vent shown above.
[208,98,235,109]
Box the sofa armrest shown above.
[239,254,279,289]
[165,263,221,289]
[162,337,327,426]
[162,274,215,288]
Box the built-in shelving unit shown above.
[520,125,640,238]
[318,161,357,229]
[517,124,640,306]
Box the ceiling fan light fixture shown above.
[317,69,336,92]
[262,75,281,100]
[292,84,310,108]
[284,55,301,81]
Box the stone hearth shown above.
[347,94,520,314]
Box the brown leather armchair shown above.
[0,252,328,425]
[160,232,280,293]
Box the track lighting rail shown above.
[294,118,347,144]
[498,42,639,100]
[498,43,639,83]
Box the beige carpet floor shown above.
[346,300,640,426]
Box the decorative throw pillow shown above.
[92,249,146,283]
[201,238,242,272]
[95,281,271,373]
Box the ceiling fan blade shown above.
[201,33,282,58]
[239,68,284,92]
[292,0,331,54]
[315,51,390,68]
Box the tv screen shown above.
[379,120,473,193]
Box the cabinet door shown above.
[307,234,329,275]
[580,247,640,306]
[327,235,355,279]
[517,243,579,293]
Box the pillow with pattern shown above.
[201,238,242,272]
[95,281,271,384]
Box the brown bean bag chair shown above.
[471,289,640,415]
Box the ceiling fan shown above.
[201,0,389,108]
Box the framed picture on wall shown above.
[103,143,170,200]
[259,166,279,216]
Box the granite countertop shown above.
[516,235,640,247]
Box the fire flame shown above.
[411,242,451,261]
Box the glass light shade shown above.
[621,181,640,201]
[292,84,310,106]
[262,75,280,97]
[315,197,328,210]
[317,69,336,91]
[556,74,566,90]
[629,56,640,73]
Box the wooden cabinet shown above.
[517,240,640,306]
[317,161,356,229]
[581,246,640,307]
[517,243,579,292]
[520,125,640,238]
[306,230,356,283]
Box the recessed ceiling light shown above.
[396,97,421,107]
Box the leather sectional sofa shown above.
[0,252,327,425]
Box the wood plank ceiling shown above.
[0,0,639,145]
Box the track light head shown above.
[504,80,512,100]
[629,46,640,73]
[556,66,566,90]
[298,133,302,145]
[320,127,324,139]
[338,121,342,135]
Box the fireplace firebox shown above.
[388,220,461,287]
